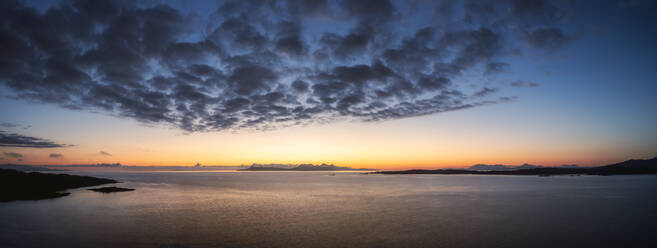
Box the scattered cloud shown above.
[99,151,112,156]
[0,122,18,128]
[49,153,64,159]
[509,80,541,88]
[0,131,71,148]
[485,62,509,75]
[0,0,571,132]
[4,152,23,158]
[473,87,499,97]
[0,122,30,130]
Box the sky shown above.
[0,0,656,169]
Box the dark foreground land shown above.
[88,186,135,193]
[0,169,117,202]
[378,157,657,176]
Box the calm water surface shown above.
[1,171,656,248]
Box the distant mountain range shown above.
[467,163,585,171]
[241,163,376,171]
[378,157,657,176]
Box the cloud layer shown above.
[0,0,571,131]
[0,131,70,148]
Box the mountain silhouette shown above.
[379,157,657,176]
[242,163,375,171]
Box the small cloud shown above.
[485,62,509,75]
[509,80,540,88]
[0,122,18,128]
[473,87,498,97]
[0,122,31,130]
[4,152,23,158]
[99,151,112,156]
[49,153,64,159]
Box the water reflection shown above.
[1,172,656,248]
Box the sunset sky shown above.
[1,0,656,169]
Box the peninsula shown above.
[0,169,118,202]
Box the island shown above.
[0,169,118,202]
[240,163,376,171]
[88,186,135,193]
[375,157,657,176]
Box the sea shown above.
[1,171,656,248]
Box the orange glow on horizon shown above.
[2,107,655,170]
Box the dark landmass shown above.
[467,163,586,171]
[242,163,376,171]
[0,164,62,172]
[88,186,135,193]
[377,157,657,176]
[468,164,517,171]
[0,169,117,202]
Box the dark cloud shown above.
[291,80,309,92]
[0,0,570,132]
[228,65,276,96]
[208,18,268,51]
[49,153,63,159]
[275,35,306,56]
[0,131,71,148]
[320,28,374,60]
[440,28,502,70]
[4,152,23,158]
[417,77,449,90]
[99,151,112,156]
